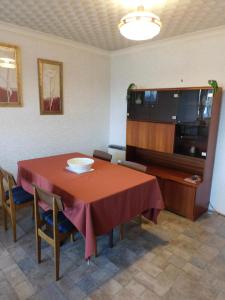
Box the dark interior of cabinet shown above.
[174,124,209,159]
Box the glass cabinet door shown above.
[149,91,179,122]
[176,90,200,123]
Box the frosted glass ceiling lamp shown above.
[0,57,16,69]
[118,6,161,41]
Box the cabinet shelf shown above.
[147,164,201,188]
[178,135,208,139]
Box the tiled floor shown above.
[1,207,225,300]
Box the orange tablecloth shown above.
[17,152,164,259]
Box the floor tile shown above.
[14,280,36,300]
[124,279,146,297]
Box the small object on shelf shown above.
[201,152,207,157]
[127,83,136,102]
[173,92,180,98]
[208,80,218,94]
[184,175,201,184]
[127,83,136,91]
[135,96,142,104]
[189,145,196,154]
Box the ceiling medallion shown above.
[118,5,161,41]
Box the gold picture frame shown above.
[0,43,22,107]
[38,58,63,115]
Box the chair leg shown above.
[94,245,98,257]
[54,241,60,281]
[3,205,7,231]
[46,224,53,237]
[32,203,34,220]
[119,224,124,240]
[11,209,17,242]
[35,214,41,263]
[36,235,41,264]
[138,214,142,228]
[93,236,98,257]
[70,233,75,242]
[108,230,113,248]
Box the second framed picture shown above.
[38,58,63,115]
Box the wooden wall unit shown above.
[126,86,222,221]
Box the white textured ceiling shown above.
[0,0,225,50]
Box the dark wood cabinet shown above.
[163,180,196,219]
[126,86,222,220]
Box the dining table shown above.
[17,152,164,260]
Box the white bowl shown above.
[67,157,94,172]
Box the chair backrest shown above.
[0,167,16,188]
[93,150,112,162]
[33,185,63,212]
[33,185,64,240]
[118,160,147,173]
[0,167,16,204]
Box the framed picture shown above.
[38,58,63,115]
[0,43,22,107]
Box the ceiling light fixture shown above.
[118,5,161,41]
[0,57,16,69]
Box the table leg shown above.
[120,224,124,240]
[108,230,113,248]
[138,214,142,228]
[94,246,98,257]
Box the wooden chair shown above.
[118,160,147,240]
[33,185,77,281]
[93,150,112,162]
[118,160,147,173]
[0,167,34,242]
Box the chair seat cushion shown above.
[41,210,75,234]
[6,186,33,205]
